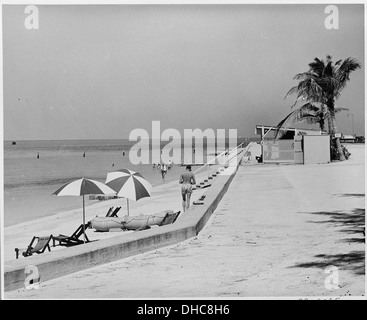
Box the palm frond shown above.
[324,61,333,77]
[334,107,349,113]
[274,103,323,139]
[293,72,320,81]
[308,58,324,77]
[284,86,298,100]
[334,57,361,94]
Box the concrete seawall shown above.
[4,149,244,292]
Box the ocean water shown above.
[4,139,254,226]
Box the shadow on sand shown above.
[293,251,365,276]
[291,207,365,276]
[334,193,365,198]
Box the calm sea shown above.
[4,138,254,226]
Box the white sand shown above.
[5,144,365,299]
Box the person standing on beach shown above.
[179,165,196,212]
[161,163,167,182]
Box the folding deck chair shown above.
[105,206,121,217]
[109,206,121,217]
[193,194,206,205]
[159,211,181,226]
[52,222,91,247]
[105,206,114,217]
[15,235,53,259]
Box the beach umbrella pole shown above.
[53,177,116,246]
[83,195,86,243]
[127,198,130,216]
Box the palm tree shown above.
[280,55,361,160]
[276,102,348,135]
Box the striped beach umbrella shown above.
[52,178,116,242]
[106,169,152,216]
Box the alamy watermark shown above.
[324,265,340,290]
[24,265,41,290]
[24,5,39,30]
[325,5,339,30]
[129,121,238,166]
[25,5,340,32]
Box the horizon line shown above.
[4,136,259,142]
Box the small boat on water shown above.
[11,141,16,145]
[90,210,180,232]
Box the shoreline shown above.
[3,168,182,228]
[4,139,249,227]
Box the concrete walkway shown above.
[5,144,365,299]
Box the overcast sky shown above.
[2,3,364,140]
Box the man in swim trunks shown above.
[161,163,167,182]
[179,165,196,212]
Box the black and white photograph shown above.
[1,1,365,302]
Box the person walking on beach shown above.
[179,165,196,212]
[161,163,168,182]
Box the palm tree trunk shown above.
[320,105,327,133]
[328,99,346,161]
[325,105,332,134]
[319,115,325,132]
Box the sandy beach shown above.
[4,143,364,299]
[3,3,365,303]
[3,168,211,263]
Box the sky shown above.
[2,3,365,140]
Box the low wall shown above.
[4,150,244,292]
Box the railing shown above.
[192,142,247,182]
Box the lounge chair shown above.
[159,211,181,226]
[109,206,121,218]
[105,206,114,217]
[52,222,91,247]
[15,235,53,259]
[193,195,206,205]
